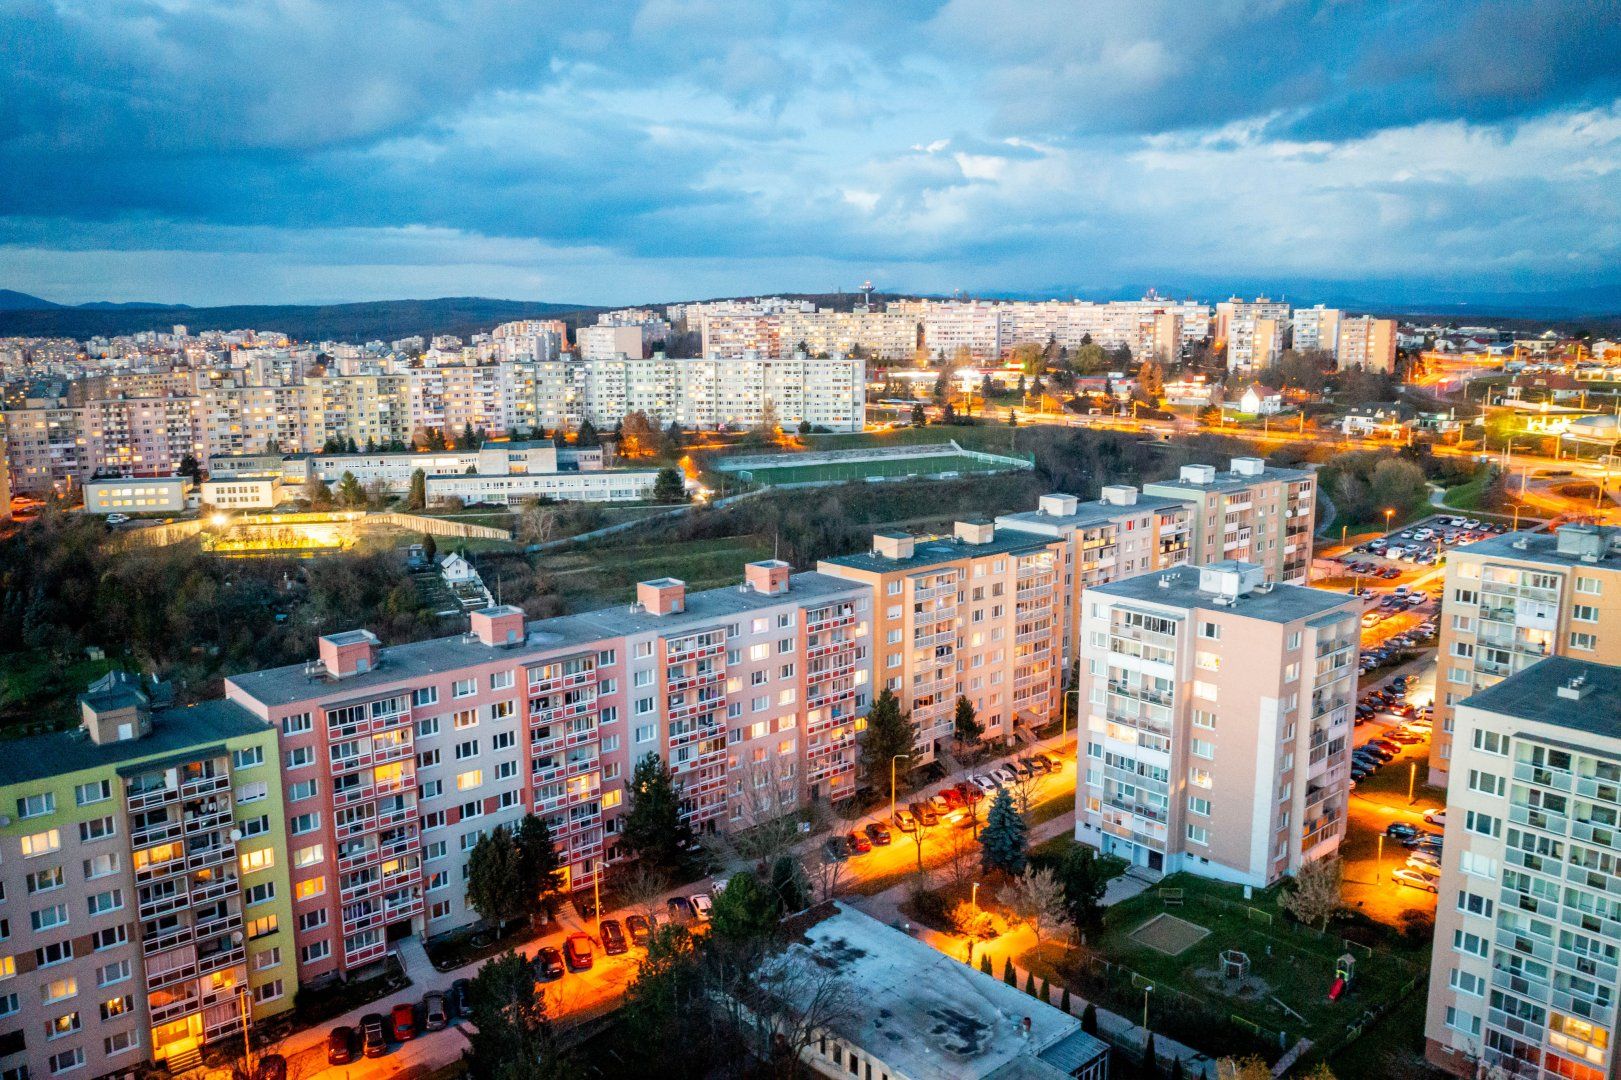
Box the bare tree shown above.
[1279,856,1343,931]
[615,863,671,928]
[743,953,860,1080]
[802,846,850,905]
[940,821,979,890]
[516,500,560,544]
[906,816,933,873]
[998,866,1072,949]
[1008,768,1050,818]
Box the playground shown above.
[710,440,1033,487]
[1035,874,1427,1062]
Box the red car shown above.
[564,933,594,971]
[938,787,965,810]
[845,830,872,854]
[955,781,985,805]
[390,1002,417,1042]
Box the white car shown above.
[970,774,999,793]
[1406,851,1442,871]
[105,513,131,525]
[1423,808,1447,826]
[689,893,713,921]
[1392,867,1439,893]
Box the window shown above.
[495,760,518,781]
[456,770,483,792]
[1576,576,1602,595]
[281,712,312,736]
[453,709,478,730]
[1191,710,1216,730]
[31,904,69,932]
[417,716,440,738]
[77,817,114,843]
[35,942,72,967]
[300,941,331,964]
[635,640,653,658]
[1467,769,1505,797]
[21,829,61,858]
[243,882,275,906]
[73,780,110,807]
[1453,930,1488,957]
[635,697,655,716]
[96,960,130,986]
[1192,681,1217,702]
[236,781,268,804]
[1189,768,1213,789]
[297,910,328,932]
[418,748,441,769]
[289,778,318,801]
[1457,891,1494,917]
[104,1029,139,1056]
[1465,810,1500,838]
[1186,824,1209,845]
[1570,632,1597,651]
[490,670,514,690]
[1199,621,1220,640]
[420,780,443,800]
[492,730,516,751]
[598,648,617,666]
[46,1011,80,1039]
[1472,729,1507,756]
[1445,1006,1481,1037]
[82,854,118,880]
[453,678,477,698]
[252,980,284,1004]
[293,845,323,869]
[90,925,125,951]
[1573,604,1599,623]
[290,812,320,836]
[42,977,75,1003]
[27,866,65,894]
[0,993,16,1018]
[98,994,131,1020]
[1188,796,1211,816]
[1190,739,1215,760]
[240,848,276,875]
[285,746,314,770]
[294,878,325,902]
[246,915,279,940]
[47,1047,83,1074]
[86,890,122,917]
[431,900,453,921]
[454,739,479,760]
[232,746,264,770]
[0,956,13,980]
[634,724,656,743]
[239,814,271,838]
[413,686,439,707]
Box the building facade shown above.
[1074,563,1361,884]
[1143,457,1317,585]
[1335,316,1398,372]
[1431,526,1621,787]
[1423,657,1621,1080]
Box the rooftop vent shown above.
[954,520,995,545]
[1555,524,1608,561]
[871,531,915,560]
[1099,485,1139,507]
[1179,464,1217,485]
[1557,673,1589,701]
[1038,493,1078,517]
[1230,456,1266,477]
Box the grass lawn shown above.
[1327,984,1448,1079]
[734,453,1020,485]
[0,653,117,735]
[1441,470,1498,511]
[799,422,1053,456]
[538,534,775,610]
[1020,873,1429,1063]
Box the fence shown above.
[369,512,511,541]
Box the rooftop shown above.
[1143,460,1313,492]
[1462,657,1621,739]
[0,699,269,788]
[819,529,1054,574]
[1089,564,1355,624]
[766,904,1102,1080]
[229,570,863,708]
[1454,526,1621,571]
[996,492,1189,532]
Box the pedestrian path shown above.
[394,935,434,985]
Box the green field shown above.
[736,453,1022,485]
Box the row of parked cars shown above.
[1359,618,1437,674]
[331,989,460,1063]
[1386,817,1446,892]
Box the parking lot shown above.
[1342,512,1509,576]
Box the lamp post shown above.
[593,858,602,940]
[890,754,913,831]
[1384,508,1395,535]
[1142,985,1154,1045]
[972,882,981,909]
[1060,687,1082,747]
[1376,834,1385,883]
[1408,761,1418,805]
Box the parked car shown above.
[1406,850,1442,871]
[1385,822,1421,840]
[105,513,130,525]
[1403,833,1444,851]
[689,893,713,921]
[929,793,953,816]
[1392,867,1439,893]
[667,895,696,921]
[970,773,999,793]
[1370,739,1402,755]
[991,766,1019,786]
[865,821,892,845]
[602,918,628,956]
[534,946,565,980]
[1007,759,1034,780]
[823,835,850,862]
[423,991,448,1032]
[955,781,985,804]
[910,801,939,827]
[390,1002,417,1042]
[449,978,471,1018]
[1029,753,1056,773]
[846,830,872,854]
[327,1027,356,1066]
[626,914,654,947]
[360,1014,388,1058]
[938,787,965,810]
[1423,808,1447,826]
[893,808,918,832]
[564,934,594,971]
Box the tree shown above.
[405,468,427,510]
[465,951,569,1080]
[303,474,333,508]
[710,871,779,945]
[1279,856,1343,931]
[465,826,528,927]
[1055,843,1114,931]
[1024,969,1037,996]
[1003,957,1017,986]
[768,853,808,916]
[335,470,366,509]
[1145,1033,1157,1069]
[1060,986,1071,1014]
[455,422,477,450]
[619,925,714,1078]
[621,753,696,872]
[652,467,687,504]
[620,411,657,457]
[858,688,917,790]
[998,866,1071,948]
[953,695,984,748]
[1137,359,1165,403]
[980,789,1028,876]
[420,531,437,563]
[1012,342,1044,375]
[797,418,811,435]
[514,814,563,916]
[1081,1002,1098,1035]
[1006,408,1018,427]
[742,946,858,1080]
[178,453,201,481]
[979,953,992,976]
[910,402,927,426]
[1217,1056,1273,1080]
[575,418,599,447]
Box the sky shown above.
[4,0,1621,308]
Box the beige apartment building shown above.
[819,523,1066,761]
[1075,563,1361,884]
[996,488,1193,668]
[1144,457,1317,585]
[1431,525,1621,787]
[1424,657,1621,1080]
[1335,315,1398,372]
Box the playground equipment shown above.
[1220,949,1251,980]
[1328,953,1356,1002]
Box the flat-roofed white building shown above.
[83,475,188,514]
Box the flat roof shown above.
[1089,565,1355,624]
[997,493,1189,531]
[769,904,1100,1080]
[0,699,270,788]
[1454,528,1621,571]
[1462,657,1621,738]
[1143,462,1313,493]
[228,570,863,708]
[820,530,1054,574]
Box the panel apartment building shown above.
[0,676,292,1077]
[817,522,1068,762]
[1143,457,1317,585]
[223,563,872,982]
[1074,563,1361,883]
[1423,657,1621,1080]
[1431,526,1621,787]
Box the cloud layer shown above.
[4,0,1620,305]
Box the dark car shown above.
[448,978,471,1018]
[626,913,654,947]
[327,1026,356,1066]
[1371,739,1402,755]
[423,991,448,1032]
[360,1014,387,1058]
[1385,822,1421,840]
[667,894,697,922]
[955,781,984,805]
[601,919,628,956]
[823,835,850,861]
[846,829,872,854]
[534,946,565,981]
[391,1002,417,1042]
[565,934,594,971]
[256,1055,286,1080]
[865,821,892,845]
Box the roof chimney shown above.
[637,578,686,616]
[1038,493,1078,517]
[1557,673,1589,701]
[745,560,792,596]
[1100,485,1139,507]
[871,530,915,560]
[317,630,380,679]
[954,520,995,545]
[1179,464,1217,485]
[469,605,525,647]
[1230,456,1266,477]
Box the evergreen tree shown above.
[346,436,359,453]
[980,954,993,976]
[709,871,778,944]
[1170,1058,1185,1080]
[466,951,570,1080]
[797,419,812,434]
[1081,1002,1098,1035]
[1060,986,1072,1014]
[953,695,984,747]
[980,374,993,402]
[1003,957,1017,986]
[621,754,695,872]
[651,467,687,504]
[859,688,917,789]
[178,454,201,481]
[1144,1033,1157,1069]
[1038,976,1049,1002]
[1024,970,1037,996]
[465,826,527,926]
[1007,408,1018,427]
[405,468,427,511]
[768,854,808,915]
[575,419,599,447]
[980,788,1029,876]
[335,470,366,508]
[910,402,927,426]
[1056,843,1114,931]
[303,474,333,508]
[514,814,563,916]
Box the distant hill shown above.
[0,296,603,342]
[76,300,186,310]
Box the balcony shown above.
[668,694,726,723]
[528,665,595,695]
[180,773,230,800]
[333,781,376,809]
[666,637,725,661]
[149,990,203,1026]
[132,818,185,848]
[139,888,189,920]
[805,606,857,632]
[338,845,380,875]
[345,940,388,968]
[529,696,596,727]
[183,807,234,836]
[665,667,723,693]
[127,784,179,813]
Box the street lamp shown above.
[593,858,602,940]
[1141,985,1154,1045]
[1408,761,1419,805]
[972,881,981,909]
[1383,508,1395,534]
[1060,687,1083,746]
[890,754,913,831]
[1376,834,1385,883]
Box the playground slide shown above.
[1328,977,1346,1002]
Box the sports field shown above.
[735,453,1018,485]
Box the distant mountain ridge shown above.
[0,296,602,342]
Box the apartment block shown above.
[819,523,1065,760]
[1215,298,1292,370]
[1424,658,1621,1080]
[1290,305,1342,354]
[1432,526,1621,787]
[0,675,292,1076]
[1335,316,1398,372]
[223,565,872,981]
[1074,563,1361,883]
[996,489,1193,667]
[1143,457,1317,584]
[577,325,647,362]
